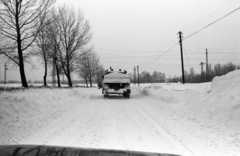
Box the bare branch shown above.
[0,0,55,87]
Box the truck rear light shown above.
[104,84,109,89]
[125,84,130,88]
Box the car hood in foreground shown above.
[0,145,181,156]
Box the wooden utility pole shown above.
[200,62,205,82]
[4,63,8,84]
[134,66,136,85]
[206,49,209,82]
[137,65,139,86]
[178,31,185,84]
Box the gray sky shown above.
[1,0,240,81]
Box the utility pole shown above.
[206,49,209,82]
[200,62,205,82]
[4,63,8,84]
[134,66,136,85]
[137,65,139,86]
[178,31,185,84]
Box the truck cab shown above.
[102,70,131,98]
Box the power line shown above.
[102,6,240,71]
[183,44,191,68]
[140,42,179,68]
[102,56,240,64]
[97,48,178,54]
[93,37,174,42]
[184,6,240,40]
[100,51,240,58]
[183,0,232,33]
[180,52,240,54]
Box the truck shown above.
[102,69,131,98]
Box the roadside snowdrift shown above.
[179,70,240,153]
[0,88,86,144]
[137,70,240,154]
[185,70,240,132]
[198,70,240,139]
[138,82,210,106]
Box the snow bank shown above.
[178,70,240,153]
[208,70,240,131]
[0,88,86,144]
[134,71,240,154]
[139,85,181,104]
[211,70,240,95]
[136,83,210,105]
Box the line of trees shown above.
[0,1,103,88]
[0,0,56,88]
[129,62,240,84]
[76,46,105,87]
[131,71,166,83]
[167,62,240,83]
[34,5,92,87]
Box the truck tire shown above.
[124,92,130,99]
[104,94,108,99]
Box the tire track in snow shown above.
[88,94,183,154]
[130,93,222,156]
[130,98,195,156]
[16,87,220,155]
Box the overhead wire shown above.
[184,6,240,40]
[100,3,240,71]
[183,44,191,68]
[140,42,179,68]
[100,50,240,58]
[183,0,232,33]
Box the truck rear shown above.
[102,70,131,98]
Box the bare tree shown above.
[47,12,62,88]
[34,18,52,86]
[77,60,89,87]
[55,5,92,87]
[76,47,100,87]
[95,64,105,84]
[86,51,100,87]
[76,48,91,87]
[0,0,55,88]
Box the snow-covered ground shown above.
[1,70,240,156]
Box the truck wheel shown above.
[123,92,127,98]
[124,93,130,99]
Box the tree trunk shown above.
[66,73,72,87]
[89,77,92,87]
[43,58,48,86]
[19,59,28,88]
[66,60,72,87]
[55,64,61,87]
[85,78,88,87]
[43,75,47,86]
[16,2,28,88]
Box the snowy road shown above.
[18,91,191,155]
[14,88,193,156]
[2,87,216,156]
[1,75,240,156]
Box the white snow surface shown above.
[1,70,240,156]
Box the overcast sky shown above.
[1,0,240,81]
